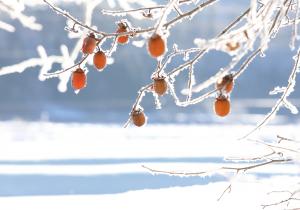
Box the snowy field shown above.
[0,121,299,210]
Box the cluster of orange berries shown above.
[71,23,166,91]
[131,74,234,127]
[131,77,168,127]
[71,22,234,127]
[71,32,107,90]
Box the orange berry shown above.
[116,24,129,44]
[82,34,96,54]
[214,96,230,117]
[93,51,107,70]
[225,80,234,93]
[153,78,168,96]
[148,34,165,58]
[72,68,86,90]
[131,110,146,127]
[215,74,234,93]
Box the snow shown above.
[0,121,298,209]
[0,121,297,160]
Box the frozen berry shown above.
[131,110,146,127]
[148,34,165,58]
[216,74,234,93]
[82,33,96,54]
[93,51,107,70]
[117,24,129,44]
[153,78,168,96]
[72,68,86,90]
[214,96,230,117]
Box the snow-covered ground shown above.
[0,121,299,210]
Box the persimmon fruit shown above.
[131,110,146,127]
[216,74,234,93]
[148,34,165,58]
[82,33,96,54]
[214,96,230,117]
[116,24,129,44]
[93,51,107,70]
[72,68,86,90]
[153,78,168,96]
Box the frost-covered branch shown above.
[142,158,292,177]
[142,134,298,200]
[0,0,42,32]
[242,47,300,139]
[0,45,64,79]
[262,188,300,209]
[43,0,217,38]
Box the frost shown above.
[0,0,42,31]
[107,57,114,65]
[185,65,195,101]
[193,38,206,48]
[154,0,178,34]
[248,0,257,23]
[172,43,179,52]
[283,99,299,114]
[107,39,118,57]
[0,20,15,32]
[167,80,180,106]
[152,92,162,109]
[0,45,64,78]
[269,86,286,95]
[102,0,158,19]
[74,89,80,95]
[132,40,145,48]
[183,52,190,61]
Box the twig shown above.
[43,54,89,77]
[44,0,216,38]
[241,47,300,139]
[262,189,300,209]
[164,0,218,29]
[277,135,300,143]
[101,0,194,17]
[102,5,166,16]
[43,0,104,35]
[142,158,292,177]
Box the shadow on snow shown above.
[0,173,225,197]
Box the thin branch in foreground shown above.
[262,189,300,209]
[142,158,293,177]
[241,48,300,140]
[101,5,166,16]
[277,135,300,143]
